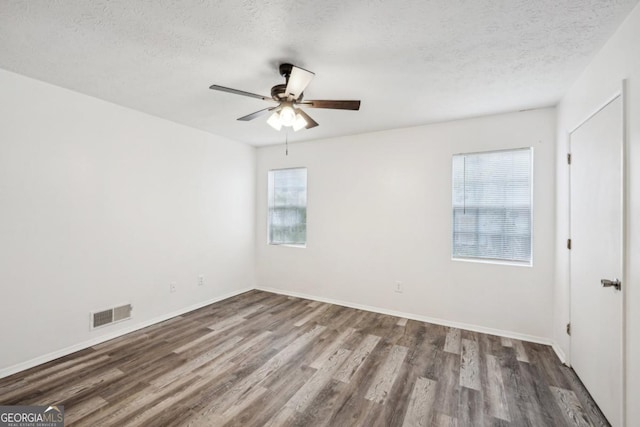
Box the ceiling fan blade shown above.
[209,84,271,101]
[302,100,361,110]
[296,108,319,129]
[237,107,277,121]
[285,66,315,100]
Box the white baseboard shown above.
[256,286,553,346]
[0,287,253,380]
[552,342,568,365]
[2,285,562,381]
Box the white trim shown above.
[552,342,567,365]
[569,91,622,134]
[0,287,252,380]
[621,78,629,427]
[566,128,573,366]
[256,286,552,346]
[451,257,532,268]
[269,243,306,249]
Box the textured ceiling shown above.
[1,0,638,146]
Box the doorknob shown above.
[601,278,622,291]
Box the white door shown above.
[570,95,624,426]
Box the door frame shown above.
[567,80,627,425]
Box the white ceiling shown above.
[1,0,638,146]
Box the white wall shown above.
[256,108,556,342]
[0,69,255,375]
[555,2,640,424]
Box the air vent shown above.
[113,304,132,322]
[93,309,113,328]
[91,304,133,329]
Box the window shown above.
[268,167,307,246]
[451,148,532,265]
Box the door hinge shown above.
[567,153,572,164]
[566,323,571,336]
[567,238,571,250]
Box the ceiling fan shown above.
[209,63,361,132]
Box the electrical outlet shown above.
[170,282,177,293]
[198,275,204,286]
[395,281,403,293]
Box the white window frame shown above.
[267,167,307,248]
[451,147,533,267]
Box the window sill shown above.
[451,256,532,268]
[269,243,307,249]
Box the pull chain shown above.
[285,133,289,156]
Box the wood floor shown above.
[0,290,608,426]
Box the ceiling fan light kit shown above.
[266,110,283,131]
[292,111,308,132]
[209,63,361,132]
[279,104,296,125]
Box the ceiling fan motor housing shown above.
[273,64,303,101]
[271,84,288,101]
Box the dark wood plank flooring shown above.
[0,290,609,426]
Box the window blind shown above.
[452,148,532,264]
[268,167,307,245]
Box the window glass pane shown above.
[268,168,307,245]
[451,148,532,264]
